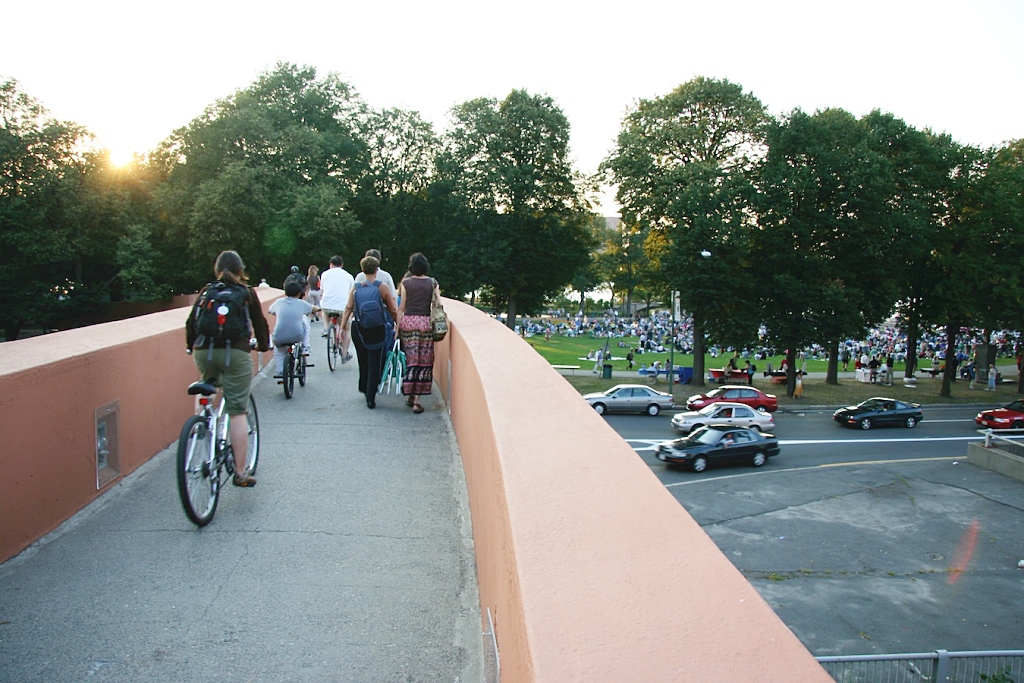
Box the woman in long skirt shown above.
[397,253,438,414]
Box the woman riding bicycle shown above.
[185,250,270,487]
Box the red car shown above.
[975,399,1024,429]
[685,385,778,413]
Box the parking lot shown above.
[667,455,1024,655]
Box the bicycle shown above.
[276,342,311,398]
[326,313,342,371]
[176,380,260,526]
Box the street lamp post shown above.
[693,249,712,386]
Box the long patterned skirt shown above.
[399,315,434,396]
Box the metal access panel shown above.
[95,401,121,489]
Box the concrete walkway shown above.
[0,335,483,682]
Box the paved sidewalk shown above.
[0,336,483,683]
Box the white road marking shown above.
[662,457,960,486]
[627,435,989,452]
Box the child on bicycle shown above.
[268,278,320,376]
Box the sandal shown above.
[413,404,424,414]
[405,396,415,407]
[232,473,257,487]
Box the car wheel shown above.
[756,405,769,413]
[749,425,762,432]
[692,456,708,473]
[1013,421,1024,429]
[905,416,917,428]
[593,403,606,415]
[691,423,705,432]
[751,451,767,467]
[646,404,661,416]
[859,418,872,430]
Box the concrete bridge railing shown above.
[0,295,831,681]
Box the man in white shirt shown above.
[319,255,355,361]
[353,249,396,298]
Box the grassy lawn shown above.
[522,332,1020,408]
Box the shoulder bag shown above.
[430,279,448,342]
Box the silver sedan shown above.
[583,384,675,416]
[671,401,775,434]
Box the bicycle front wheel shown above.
[176,415,219,527]
[244,394,260,474]
[326,327,337,371]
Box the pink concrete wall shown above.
[0,289,281,563]
[438,300,832,682]
[3,293,830,679]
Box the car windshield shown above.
[684,427,721,445]
[1003,400,1024,412]
[697,404,720,416]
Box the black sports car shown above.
[655,425,780,472]
[832,397,923,430]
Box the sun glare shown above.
[108,148,137,167]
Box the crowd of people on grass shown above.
[518,309,1022,380]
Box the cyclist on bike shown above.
[185,250,270,487]
[319,255,354,363]
[269,277,320,375]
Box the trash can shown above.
[602,363,613,379]
[677,367,694,384]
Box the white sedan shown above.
[671,401,775,434]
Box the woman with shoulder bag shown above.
[396,252,438,414]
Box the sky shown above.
[4,0,1022,216]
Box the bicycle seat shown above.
[187,380,218,397]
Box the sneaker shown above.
[232,473,257,487]
[301,345,310,356]
[342,353,353,364]
[321,332,328,338]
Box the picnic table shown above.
[638,367,693,384]
[708,368,747,384]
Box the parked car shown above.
[671,401,775,434]
[685,385,778,413]
[583,384,675,416]
[832,397,923,430]
[655,425,780,472]
[975,399,1024,429]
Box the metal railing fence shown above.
[817,650,1023,683]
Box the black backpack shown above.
[194,281,251,359]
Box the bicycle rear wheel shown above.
[176,415,219,526]
[283,352,295,399]
[298,353,307,387]
[326,326,337,371]
[244,394,260,474]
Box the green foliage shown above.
[979,665,1015,683]
[154,63,368,287]
[0,78,133,338]
[441,90,595,323]
[603,77,770,382]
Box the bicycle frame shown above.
[196,390,233,481]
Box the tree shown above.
[349,107,441,275]
[603,77,769,384]
[441,90,594,325]
[153,63,367,289]
[753,108,902,394]
[0,78,126,339]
